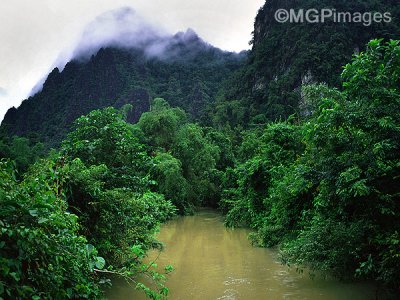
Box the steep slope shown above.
[1,7,247,146]
[214,0,400,126]
[1,28,245,147]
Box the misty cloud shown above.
[34,7,176,95]
[57,7,213,68]
[31,6,213,97]
[73,7,166,59]
[0,1,264,122]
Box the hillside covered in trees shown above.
[211,0,400,126]
[1,0,399,299]
[1,28,245,148]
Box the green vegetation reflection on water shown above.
[108,209,374,300]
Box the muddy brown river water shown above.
[107,209,375,299]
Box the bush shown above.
[0,159,103,299]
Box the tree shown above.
[172,123,220,207]
[137,99,225,210]
[152,152,190,212]
[137,98,187,151]
[62,106,150,191]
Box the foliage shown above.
[172,123,220,207]
[1,105,178,299]
[222,122,304,235]
[61,106,177,264]
[137,98,187,151]
[0,1,399,295]
[211,0,400,127]
[1,37,245,148]
[62,106,150,191]
[224,39,400,290]
[137,98,230,211]
[0,135,44,173]
[282,39,400,288]
[151,152,191,213]
[0,159,103,299]
[64,159,176,265]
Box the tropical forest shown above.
[0,0,399,299]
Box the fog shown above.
[59,7,209,68]
[68,7,168,63]
[0,0,265,122]
[29,7,213,95]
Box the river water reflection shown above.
[107,209,375,299]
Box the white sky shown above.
[0,0,264,122]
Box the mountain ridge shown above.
[1,23,246,147]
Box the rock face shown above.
[230,0,400,122]
[1,28,245,147]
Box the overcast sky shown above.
[0,0,264,122]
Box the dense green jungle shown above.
[0,0,399,299]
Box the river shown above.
[107,209,375,299]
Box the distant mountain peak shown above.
[29,7,214,97]
[1,24,246,145]
[53,7,214,70]
[174,28,200,43]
